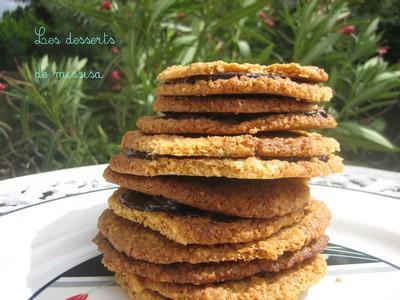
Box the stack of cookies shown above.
[94,61,343,299]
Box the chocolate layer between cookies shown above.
[164,72,319,84]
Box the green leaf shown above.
[173,35,197,47]
[76,57,87,71]
[209,0,267,31]
[147,0,176,34]
[180,45,197,64]
[355,99,397,114]
[41,131,60,170]
[53,0,135,27]
[39,55,49,72]
[330,122,397,152]
[299,33,341,64]
[255,44,274,63]
[20,99,30,138]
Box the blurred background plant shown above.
[0,0,399,178]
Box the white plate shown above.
[0,185,399,300]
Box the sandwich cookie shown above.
[97,200,331,264]
[107,188,305,245]
[157,75,332,101]
[114,255,327,300]
[103,168,310,219]
[157,61,331,101]
[95,233,328,285]
[157,61,329,83]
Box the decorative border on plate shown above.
[1,165,399,216]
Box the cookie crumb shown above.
[335,277,343,282]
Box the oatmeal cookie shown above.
[109,153,343,179]
[157,61,328,83]
[103,168,310,219]
[122,130,339,158]
[107,188,305,245]
[97,200,330,264]
[95,233,328,285]
[137,111,336,135]
[114,255,327,300]
[153,95,320,113]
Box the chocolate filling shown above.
[133,131,305,139]
[255,131,306,138]
[170,94,320,102]
[164,72,318,84]
[162,109,329,121]
[165,72,280,84]
[304,109,328,118]
[124,149,329,163]
[118,189,240,222]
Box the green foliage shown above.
[252,0,400,152]
[51,0,268,135]
[0,7,45,69]
[349,0,400,64]
[284,1,348,64]
[0,56,117,176]
[332,121,396,153]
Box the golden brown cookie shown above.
[109,153,343,179]
[157,75,332,102]
[114,255,327,300]
[107,188,305,245]
[103,168,310,219]
[154,95,320,113]
[97,200,331,264]
[95,233,328,285]
[115,274,165,300]
[122,130,339,158]
[137,111,336,135]
[157,61,329,83]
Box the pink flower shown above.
[257,11,274,28]
[377,46,389,56]
[111,70,121,81]
[339,25,355,35]
[65,294,88,300]
[0,83,6,92]
[258,11,266,18]
[111,46,119,54]
[101,0,111,10]
[265,18,274,28]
